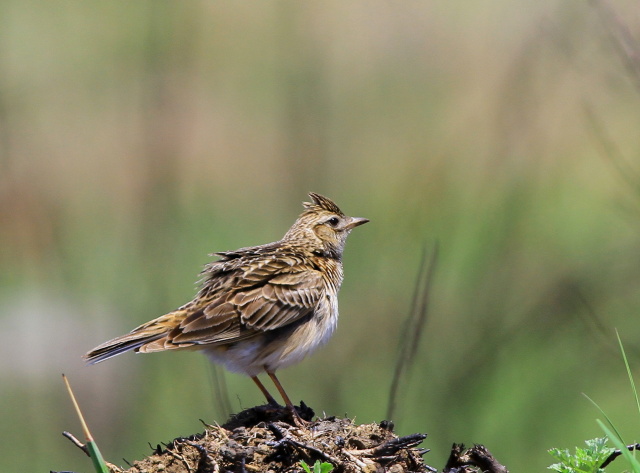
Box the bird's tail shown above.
[84,311,186,364]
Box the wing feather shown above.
[86,246,329,360]
[168,261,325,345]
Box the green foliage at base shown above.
[548,437,614,473]
[300,460,334,473]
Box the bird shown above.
[84,192,368,425]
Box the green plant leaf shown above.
[299,460,333,473]
[319,462,334,473]
[300,460,312,473]
[547,438,614,473]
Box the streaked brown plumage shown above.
[85,193,368,423]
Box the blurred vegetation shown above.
[2,1,640,472]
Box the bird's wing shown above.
[85,251,327,357]
[166,261,325,346]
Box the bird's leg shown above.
[266,371,308,427]
[251,376,279,406]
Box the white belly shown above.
[204,293,339,377]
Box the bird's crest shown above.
[304,193,344,216]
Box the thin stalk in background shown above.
[386,243,438,421]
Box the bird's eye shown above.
[327,217,340,227]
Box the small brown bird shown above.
[85,193,368,424]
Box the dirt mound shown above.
[113,404,432,473]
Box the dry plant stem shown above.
[62,374,94,442]
[347,433,427,457]
[166,447,194,473]
[444,443,508,473]
[211,365,232,417]
[387,244,437,420]
[268,431,341,467]
[61,374,110,473]
[600,443,640,469]
[62,431,90,456]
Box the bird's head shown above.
[283,192,369,259]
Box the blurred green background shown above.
[2,1,640,472]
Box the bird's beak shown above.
[345,217,369,230]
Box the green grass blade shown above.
[597,420,640,473]
[583,393,625,444]
[85,440,110,473]
[615,329,640,417]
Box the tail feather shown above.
[84,311,186,364]
[84,333,166,364]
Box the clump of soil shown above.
[108,404,433,473]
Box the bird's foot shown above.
[287,400,314,428]
[290,407,309,428]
